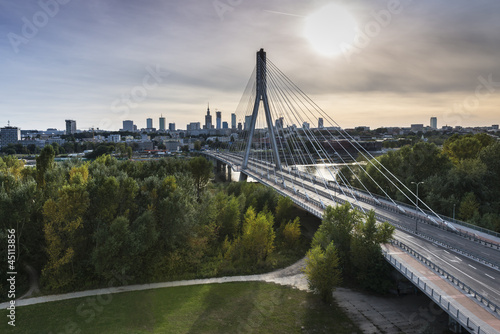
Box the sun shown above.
[304,4,358,57]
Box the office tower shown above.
[302,122,310,130]
[231,113,236,129]
[222,121,228,129]
[430,117,437,129]
[159,115,166,131]
[1,126,21,147]
[238,122,242,131]
[318,117,324,129]
[244,115,253,130]
[216,111,222,129]
[169,123,175,131]
[205,104,212,130]
[275,117,284,129]
[65,120,76,135]
[123,120,134,132]
[147,118,153,129]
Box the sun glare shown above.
[304,4,358,57]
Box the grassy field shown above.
[1,282,361,334]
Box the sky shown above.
[1,0,499,131]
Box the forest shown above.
[341,133,500,232]
[0,148,307,299]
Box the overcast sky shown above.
[1,0,499,131]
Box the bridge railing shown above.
[383,248,494,334]
[390,239,500,319]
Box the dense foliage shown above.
[0,151,307,299]
[342,134,500,232]
[304,203,395,301]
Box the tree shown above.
[41,172,90,291]
[304,242,341,303]
[282,217,301,249]
[36,145,55,189]
[189,157,213,200]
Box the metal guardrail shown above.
[383,250,493,334]
[390,239,500,319]
[373,213,500,271]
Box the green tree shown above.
[304,242,342,303]
[189,157,213,200]
[36,145,55,189]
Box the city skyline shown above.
[1,0,499,131]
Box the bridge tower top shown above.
[242,48,282,170]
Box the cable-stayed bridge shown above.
[204,49,500,333]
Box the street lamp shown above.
[411,181,424,209]
[411,181,424,233]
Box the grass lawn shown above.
[1,282,361,334]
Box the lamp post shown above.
[411,181,424,232]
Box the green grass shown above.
[1,282,361,334]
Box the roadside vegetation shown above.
[342,133,500,232]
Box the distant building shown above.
[238,122,242,131]
[159,115,166,131]
[355,126,370,132]
[318,118,324,129]
[231,113,237,129]
[205,105,212,130]
[275,117,284,129]
[123,120,134,132]
[430,117,437,129]
[187,122,201,131]
[244,115,253,130]
[411,124,424,132]
[108,134,121,143]
[216,111,222,130]
[222,121,228,129]
[65,120,76,135]
[147,118,153,129]
[302,122,310,130]
[492,124,499,130]
[169,123,176,131]
[1,126,21,147]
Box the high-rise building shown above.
[231,113,236,129]
[430,117,437,129]
[159,115,166,131]
[147,118,153,129]
[216,111,222,129]
[123,120,134,132]
[275,117,284,129]
[205,104,212,130]
[222,121,228,129]
[65,120,76,135]
[238,122,242,131]
[169,123,175,131]
[244,115,253,130]
[318,118,324,129]
[1,126,21,147]
[302,122,310,130]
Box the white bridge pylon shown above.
[242,48,282,171]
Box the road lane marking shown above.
[468,264,477,270]
[485,274,496,280]
[443,250,450,254]
[455,256,462,262]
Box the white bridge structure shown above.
[204,49,500,333]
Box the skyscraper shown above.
[216,111,222,130]
[231,113,236,129]
[169,123,175,131]
[159,115,166,131]
[147,118,153,129]
[123,120,134,132]
[244,115,253,130]
[318,118,324,129]
[205,104,212,130]
[430,117,437,129]
[65,120,76,135]
[222,121,228,129]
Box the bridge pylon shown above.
[242,48,282,171]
